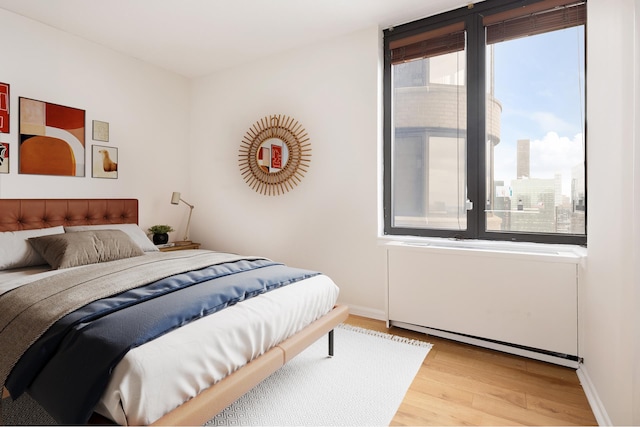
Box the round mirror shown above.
[239,115,311,195]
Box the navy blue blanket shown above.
[6,258,319,424]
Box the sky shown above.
[491,26,585,196]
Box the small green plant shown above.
[148,224,174,234]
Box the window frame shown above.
[383,0,587,246]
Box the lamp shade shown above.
[171,192,181,205]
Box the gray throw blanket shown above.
[0,250,260,392]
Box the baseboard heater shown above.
[390,320,581,368]
[386,242,581,368]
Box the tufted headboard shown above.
[0,199,139,232]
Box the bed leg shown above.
[328,329,334,357]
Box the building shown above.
[517,139,531,179]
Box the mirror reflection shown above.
[256,138,289,173]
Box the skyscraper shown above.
[517,139,530,179]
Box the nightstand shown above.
[158,243,201,252]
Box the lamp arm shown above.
[183,205,194,242]
[179,198,194,209]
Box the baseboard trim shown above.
[346,305,386,321]
[576,364,612,426]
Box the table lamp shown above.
[170,192,194,245]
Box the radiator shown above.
[386,242,580,365]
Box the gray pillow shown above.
[29,229,145,269]
[64,223,159,252]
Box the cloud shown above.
[530,131,584,179]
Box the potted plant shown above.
[148,224,174,245]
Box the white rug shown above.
[206,324,432,426]
[1,325,431,426]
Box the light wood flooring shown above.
[345,315,597,426]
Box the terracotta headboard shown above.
[0,199,139,232]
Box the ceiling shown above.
[0,0,478,78]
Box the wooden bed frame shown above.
[0,198,349,425]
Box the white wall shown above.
[0,9,191,235]
[188,26,386,318]
[582,0,639,424]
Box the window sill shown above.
[378,235,586,264]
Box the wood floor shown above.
[345,315,597,426]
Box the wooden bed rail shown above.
[151,304,349,426]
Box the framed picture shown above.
[92,120,109,142]
[19,97,85,176]
[0,143,8,173]
[0,83,9,133]
[92,144,118,179]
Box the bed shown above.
[0,198,348,425]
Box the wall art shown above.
[92,144,118,179]
[239,114,311,196]
[0,143,8,173]
[92,120,109,142]
[0,83,8,133]
[19,97,85,176]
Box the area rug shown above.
[1,324,431,426]
[207,324,432,426]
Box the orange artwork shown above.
[19,97,85,176]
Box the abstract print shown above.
[19,97,85,176]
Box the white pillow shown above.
[0,226,66,270]
[64,223,159,252]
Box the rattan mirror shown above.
[239,115,311,195]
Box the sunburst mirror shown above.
[239,114,311,196]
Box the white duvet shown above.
[0,257,340,426]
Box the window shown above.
[383,0,586,245]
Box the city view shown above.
[391,23,585,236]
